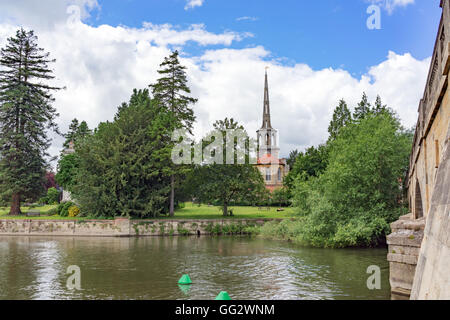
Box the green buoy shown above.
[215,291,231,300]
[178,274,192,285]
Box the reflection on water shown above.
[0,236,390,300]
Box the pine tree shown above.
[354,92,371,120]
[328,99,352,141]
[150,51,197,216]
[373,95,388,115]
[0,29,60,215]
[63,118,92,149]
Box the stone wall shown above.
[387,0,450,300]
[410,128,450,300]
[387,214,426,300]
[0,218,271,237]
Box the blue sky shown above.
[85,0,441,76]
[0,0,439,159]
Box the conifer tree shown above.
[150,51,197,216]
[328,99,352,141]
[354,92,371,120]
[0,29,60,215]
[63,118,92,149]
[373,95,388,115]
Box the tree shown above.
[287,149,299,168]
[72,89,173,218]
[283,144,329,192]
[0,29,60,215]
[150,51,197,217]
[328,99,352,141]
[63,118,92,149]
[354,92,371,120]
[44,172,58,190]
[55,153,80,192]
[190,118,265,216]
[291,111,412,247]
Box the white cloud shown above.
[368,0,415,14]
[236,16,259,22]
[0,4,429,167]
[185,0,204,10]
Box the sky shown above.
[0,0,443,165]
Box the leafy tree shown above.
[190,118,265,216]
[45,187,60,205]
[283,144,329,192]
[56,118,91,192]
[287,149,299,168]
[354,92,371,121]
[291,111,412,247]
[150,51,197,216]
[55,153,80,192]
[0,29,60,215]
[72,89,173,218]
[271,187,291,207]
[328,99,352,141]
[44,172,58,190]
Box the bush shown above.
[38,197,48,205]
[59,201,76,217]
[41,187,60,205]
[46,208,58,216]
[68,205,80,217]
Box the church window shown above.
[265,168,271,181]
[278,168,282,181]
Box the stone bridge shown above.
[387,0,450,300]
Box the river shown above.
[0,236,390,300]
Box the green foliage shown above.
[46,187,60,205]
[328,99,352,141]
[284,144,329,193]
[63,119,92,149]
[264,97,412,248]
[0,28,60,215]
[353,92,371,120]
[188,118,266,216]
[270,187,291,207]
[149,50,197,216]
[55,153,80,191]
[72,89,172,218]
[58,201,76,217]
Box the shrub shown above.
[46,187,60,205]
[38,197,48,205]
[68,205,80,218]
[59,201,76,217]
[46,208,58,216]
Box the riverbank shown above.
[0,217,275,237]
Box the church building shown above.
[256,70,289,191]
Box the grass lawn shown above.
[0,205,74,220]
[0,203,294,220]
[167,202,295,220]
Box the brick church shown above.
[256,70,289,191]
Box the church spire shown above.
[261,68,272,129]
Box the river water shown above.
[0,236,390,300]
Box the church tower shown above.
[257,69,280,160]
[256,69,289,191]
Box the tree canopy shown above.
[71,89,173,218]
[0,29,60,214]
